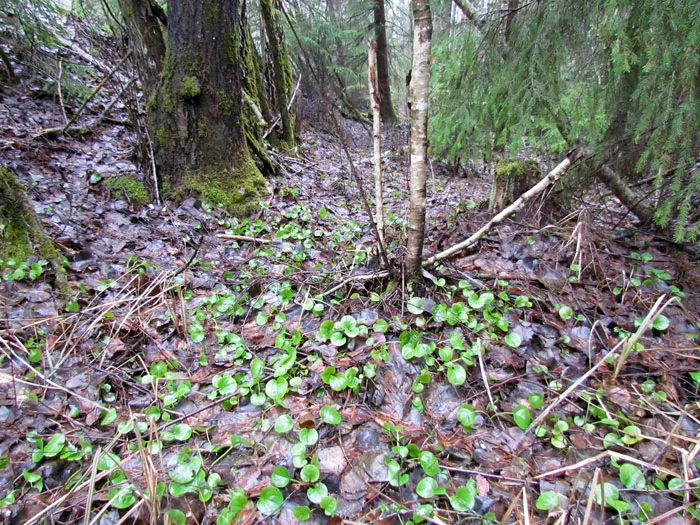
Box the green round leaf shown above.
[265,377,289,401]
[300,464,320,483]
[43,434,66,457]
[513,405,532,429]
[320,406,341,425]
[447,364,467,385]
[535,491,560,510]
[558,305,574,320]
[416,477,439,498]
[528,392,544,409]
[320,495,337,516]
[330,332,347,347]
[419,451,439,477]
[457,404,477,429]
[299,428,319,446]
[449,481,477,511]
[293,505,311,520]
[165,509,186,525]
[329,375,347,391]
[407,297,425,315]
[619,463,645,489]
[373,319,389,333]
[250,357,265,378]
[594,482,619,506]
[504,332,522,348]
[108,486,136,509]
[256,486,283,515]
[250,392,266,406]
[307,482,328,504]
[653,315,670,331]
[170,423,193,441]
[271,466,291,488]
[274,414,294,433]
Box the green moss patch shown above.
[183,154,267,217]
[107,176,151,206]
[0,166,61,269]
[495,159,539,180]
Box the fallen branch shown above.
[423,149,584,266]
[597,163,655,224]
[215,233,271,244]
[321,270,390,298]
[34,51,132,139]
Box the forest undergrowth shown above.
[0,19,699,525]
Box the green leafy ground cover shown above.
[0,17,699,525]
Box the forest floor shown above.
[1,21,700,525]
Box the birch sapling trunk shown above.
[368,40,385,247]
[405,0,432,277]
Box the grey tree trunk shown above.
[373,0,397,123]
[117,0,166,100]
[260,0,295,146]
[405,0,432,277]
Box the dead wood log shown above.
[597,164,655,224]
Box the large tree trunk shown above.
[148,0,266,216]
[117,0,166,100]
[373,0,397,124]
[405,0,432,277]
[260,0,294,146]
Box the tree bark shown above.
[148,0,266,216]
[373,0,397,123]
[405,0,432,277]
[260,0,294,146]
[369,40,385,246]
[117,0,166,100]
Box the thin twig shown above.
[56,59,68,125]
[61,50,132,134]
[215,233,271,244]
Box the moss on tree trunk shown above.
[260,0,295,147]
[489,159,538,212]
[147,0,267,216]
[0,166,64,283]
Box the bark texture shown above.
[373,0,397,123]
[369,41,385,245]
[405,0,432,277]
[117,0,166,99]
[260,0,294,146]
[148,0,266,216]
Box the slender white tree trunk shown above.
[405,0,432,277]
[368,40,385,246]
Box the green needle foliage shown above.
[431,0,700,242]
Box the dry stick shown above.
[60,50,132,134]
[645,504,694,525]
[423,149,584,266]
[96,78,136,126]
[83,446,101,525]
[368,40,385,247]
[0,335,108,412]
[581,468,600,525]
[144,125,161,206]
[613,294,678,379]
[526,335,624,433]
[215,233,271,244]
[320,270,390,298]
[534,450,680,481]
[279,5,391,273]
[56,59,68,125]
